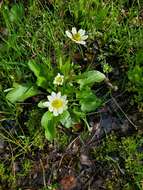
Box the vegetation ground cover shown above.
[0,0,143,189]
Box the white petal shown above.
[53,110,58,116]
[53,80,56,85]
[71,39,79,43]
[72,27,77,35]
[62,95,67,101]
[58,108,64,114]
[43,101,49,107]
[78,29,85,36]
[49,105,53,112]
[65,31,72,39]
[57,92,61,98]
[81,35,88,40]
[71,38,86,45]
[78,40,86,45]
[51,92,56,98]
[63,105,68,110]
[47,95,53,101]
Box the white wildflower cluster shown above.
[42,27,88,116]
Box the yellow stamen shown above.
[56,77,62,83]
[73,33,81,41]
[51,99,63,109]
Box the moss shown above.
[91,134,143,189]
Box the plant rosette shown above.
[37,69,106,140]
[6,65,106,141]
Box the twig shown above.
[111,95,138,129]
[58,136,80,169]
[67,136,80,150]
[40,159,46,187]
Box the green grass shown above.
[0,0,143,189]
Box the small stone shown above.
[60,175,77,190]
[80,154,92,166]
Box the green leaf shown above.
[2,4,24,28]
[10,3,24,23]
[77,70,105,88]
[28,60,52,89]
[41,111,56,141]
[6,83,39,103]
[36,76,48,89]
[72,108,86,123]
[80,97,102,112]
[60,111,72,128]
[38,100,47,108]
[77,88,102,112]
[76,87,93,99]
[28,60,41,77]
[60,59,72,76]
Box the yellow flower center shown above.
[51,99,63,109]
[73,33,81,41]
[56,77,63,83]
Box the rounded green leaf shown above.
[38,100,47,108]
[41,111,56,141]
[80,97,102,112]
[6,83,39,103]
[77,70,106,88]
[28,60,52,90]
[59,111,72,128]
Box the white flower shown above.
[53,73,64,86]
[65,27,88,45]
[43,92,68,116]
